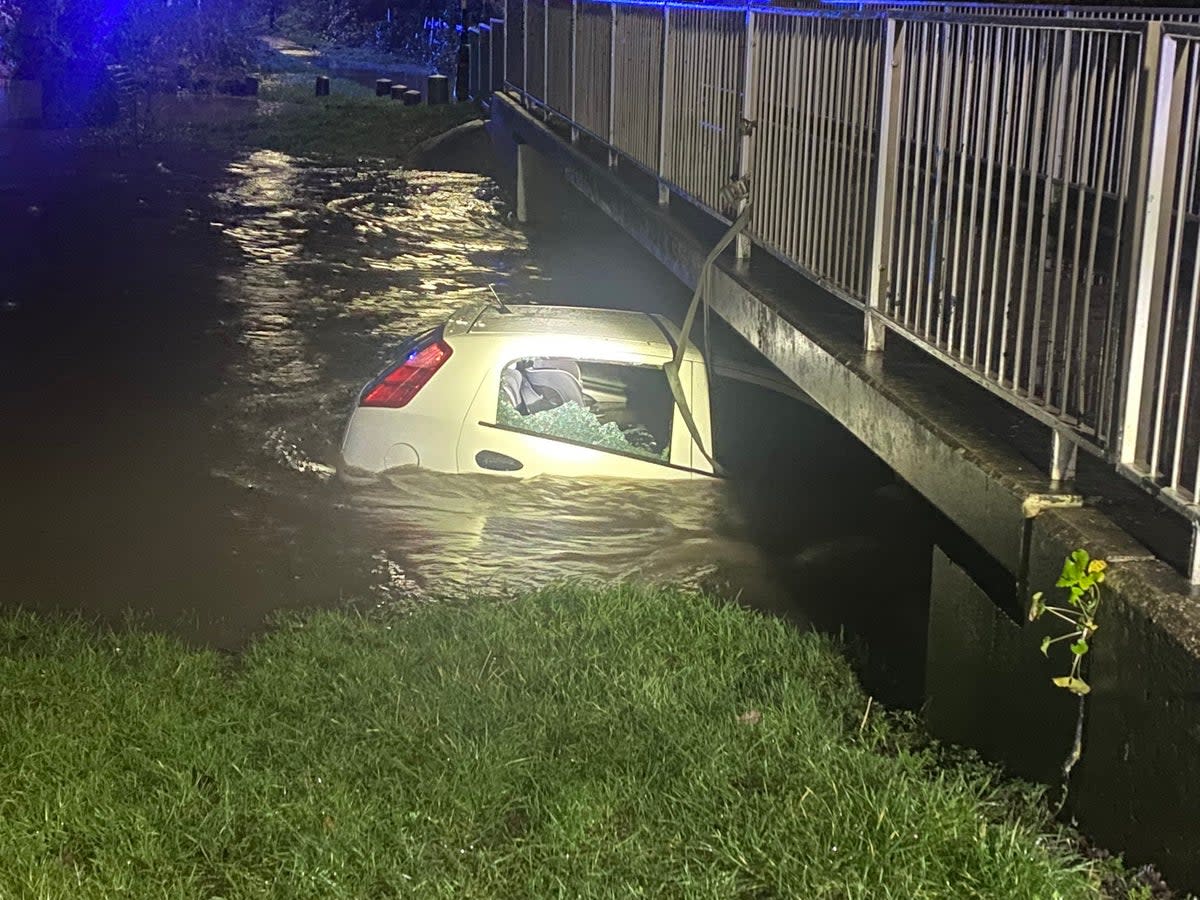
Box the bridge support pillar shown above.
[514,141,563,226]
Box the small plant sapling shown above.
[1029,549,1107,695]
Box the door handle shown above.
[475,450,523,472]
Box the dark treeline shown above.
[0,0,258,82]
[0,0,495,82]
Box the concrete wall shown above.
[488,92,1200,890]
[932,508,1200,885]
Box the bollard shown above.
[426,74,449,106]
[314,75,330,97]
[403,89,421,106]
[375,78,392,97]
[390,84,407,100]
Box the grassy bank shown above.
[1,586,1114,898]
[148,75,478,165]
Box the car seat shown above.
[522,358,586,410]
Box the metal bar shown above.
[833,24,854,291]
[928,22,954,343]
[1075,34,1121,422]
[1120,27,1178,468]
[1096,33,1139,444]
[571,0,578,140]
[754,15,775,249]
[657,2,670,197]
[828,24,851,283]
[1044,31,1079,409]
[737,9,757,259]
[947,24,974,352]
[1013,29,1052,395]
[867,17,903,351]
[795,17,819,267]
[856,22,881,297]
[900,22,930,329]
[1146,37,1189,478]
[1165,46,1199,491]
[814,22,834,279]
[998,29,1035,388]
[960,27,988,367]
[782,17,804,264]
[985,28,1018,379]
[608,1,616,166]
[1059,32,1097,419]
[1028,30,1069,402]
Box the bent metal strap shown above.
[663,200,753,478]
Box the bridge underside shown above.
[491,90,1200,888]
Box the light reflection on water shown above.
[208,151,793,627]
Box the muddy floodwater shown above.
[0,138,931,699]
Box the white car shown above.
[340,302,716,479]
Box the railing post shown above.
[608,1,618,168]
[544,0,550,113]
[1051,430,1078,483]
[504,0,509,89]
[1191,521,1200,586]
[865,17,904,353]
[1118,23,1178,471]
[524,0,530,103]
[735,8,758,260]
[657,2,671,205]
[570,0,579,142]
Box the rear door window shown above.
[496,358,673,463]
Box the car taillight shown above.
[360,339,452,408]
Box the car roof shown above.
[443,303,704,362]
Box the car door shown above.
[456,348,711,479]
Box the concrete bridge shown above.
[474,1,1200,887]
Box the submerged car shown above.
[340,302,716,479]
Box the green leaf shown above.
[1070,640,1088,656]
[1040,635,1051,657]
[1053,676,1091,695]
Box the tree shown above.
[2,0,257,82]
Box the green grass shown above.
[0,585,1111,898]
[158,74,478,164]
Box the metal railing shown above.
[496,0,1200,580]
[878,18,1143,447]
[1123,26,1200,561]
